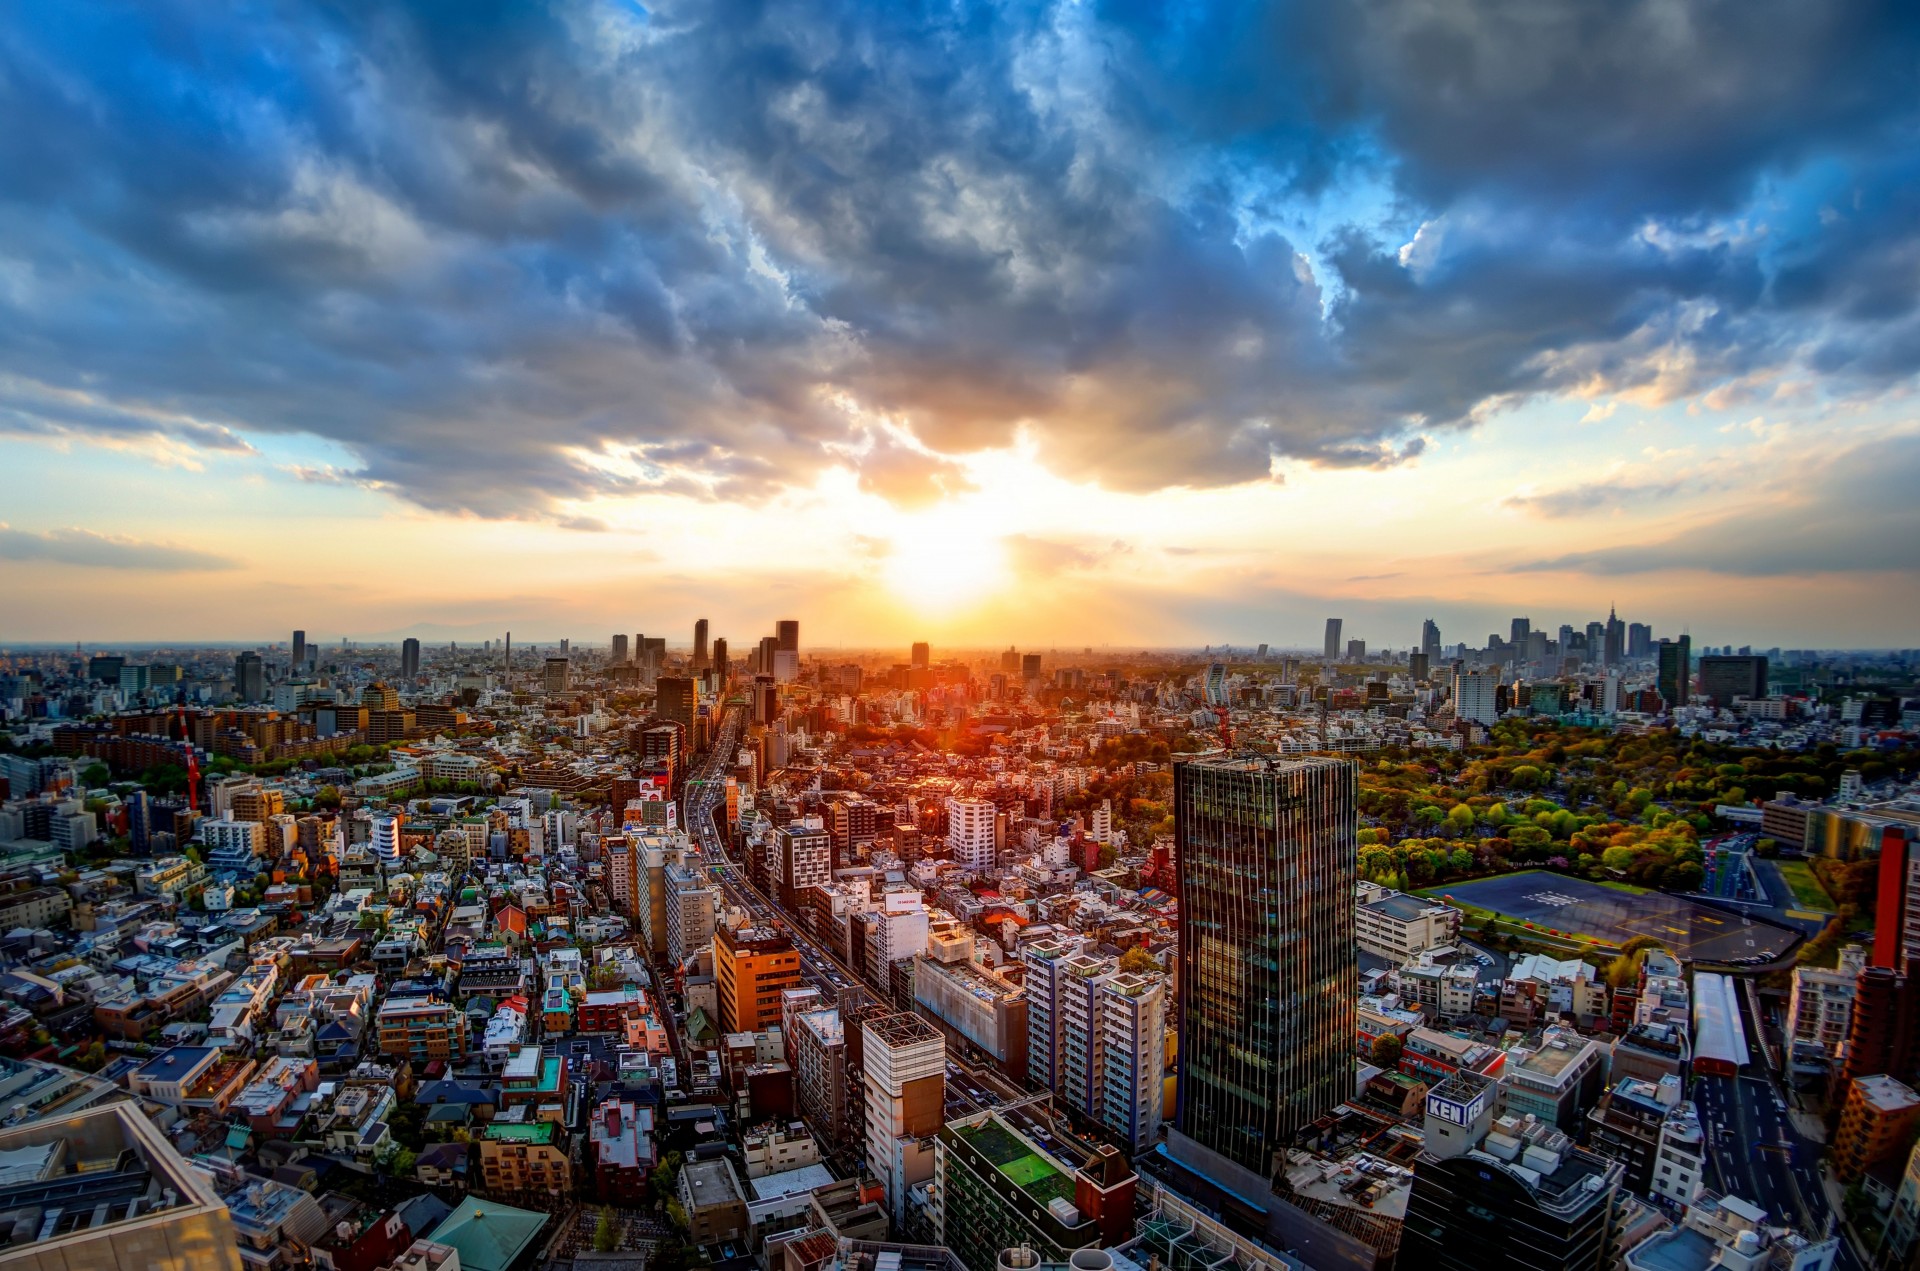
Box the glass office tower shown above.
[1174,755,1358,1177]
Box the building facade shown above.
[1173,756,1357,1179]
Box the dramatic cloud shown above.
[0,0,1916,522]
[0,526,238,572]
[1514,439,1920,576]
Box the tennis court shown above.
[1429,870,1798,962]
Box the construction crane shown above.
[174,705,201,813]
[1214,705,1233,751]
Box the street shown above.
[1690,972,1859,1271]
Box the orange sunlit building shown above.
[715,924,802,1035]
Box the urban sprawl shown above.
[0,618,1916,1271]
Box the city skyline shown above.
[2,5,1919,646]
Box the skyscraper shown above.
[291,629,306,669]
[1657,637,1692,710]
[712,637,728,682]
[543,656,570,694]
[1605,607,1626,666]
[1585,620,1606,663]
[1627,622,1653,659]
[694,618,710,672]
[1323,618,1343,661]
[1698,655,1767,707]
[776,619,799,655]
[400,637,421,679]
[1172,755,1357,1180]
[1421,618,1441,660]
[911,641,930,668]
[656,676,696,732]
[611,633,629,665]
[1509,617,1531,650]
[234,651,265,703]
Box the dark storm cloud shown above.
[0,0,1916,522]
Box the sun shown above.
[883,513,1008,614]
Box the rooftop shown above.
[952,1116,1076,1210]
[484,1120,557,1145]
[428,1197,548,1271]
[1852,1074,1920,1113]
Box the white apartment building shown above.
[665,862,719,966]
[777,819,832,894]
[1098,970,1166,1153]
[370,814,403,867]
[1023,940,1166,1154]
[1788,944,1868,1059]
[201,818,266,857]
[1454,668,1500,726]
[946,798,998,872]
[863,892,930,999]
[1651,1099,1708,1207]
[1023,939,1071,1091]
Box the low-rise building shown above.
[1355,884,1461,961]
[479,1119,571,1197]
[589,1096,655,1205]
[375,996,468,1065]
[1586,1075,1686,1196]
[1622,1192,1838,1271]
[1499,1027,1606,1131]
[680,1155,752,1247]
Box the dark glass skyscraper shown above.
[1656,636,1691,710]
[400,636,421,679]
[1174,755,1358,1178]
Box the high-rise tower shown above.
[400,637,421,679]
[694,618,710,672]
[1172,755,1357,1181]
[1657,636,1691,710]
[1323,618,1343,661]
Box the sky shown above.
[2,1,1919,650]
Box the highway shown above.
[1693,973,1856,1271]
[682,704,1026,1111]
[683,704,857,999]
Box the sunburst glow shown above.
[883,513,1008,614]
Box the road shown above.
[684,704,858,1000]
[1692,972,1857,1271]
[682,705,1030,1115]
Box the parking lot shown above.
[1430,870,1800,963]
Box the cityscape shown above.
[0,627,1916,1271]
[3,4,1920,1271]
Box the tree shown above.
[1370,1033,1404,1069]
[1119,946,1158,976]
[594,1208,621,1253]
[665,1198,690,1232]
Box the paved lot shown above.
[1431,870,1799,962]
